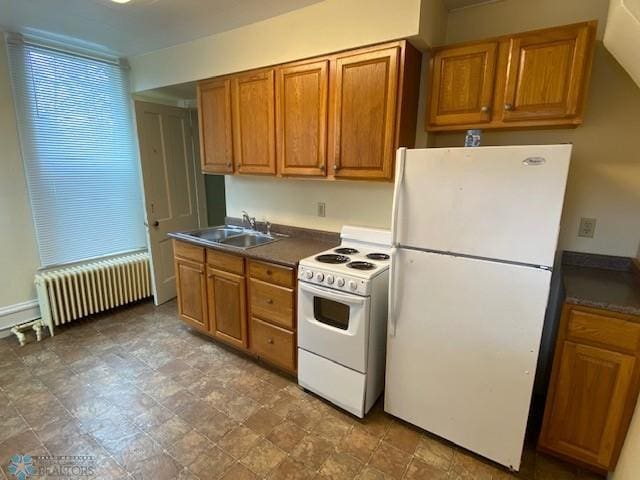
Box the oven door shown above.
[298,281,371,373]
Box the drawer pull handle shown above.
[267,338,274,344]
[266,299,274,304]
[266,270,273,275]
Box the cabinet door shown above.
[198,78,233,174]
[428,42,497,127]
[540,341,636,470]
[330,46,399,180]
[232,69,276,175]
[206,266,248,349]
[276,60,328,176]
[500,24,592,122]
[175,258,208,332]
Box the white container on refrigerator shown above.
[385,145,571,471]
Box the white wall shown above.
[129,0,434,92]
[0,34,41,323]
[225,176,394,231]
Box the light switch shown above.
[317,202,326,217]
[578,217,596,238]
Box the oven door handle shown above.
[298,281,367,305]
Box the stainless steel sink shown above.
[170,225,282,250]
[220,233,276,248]
[187,226,244,242]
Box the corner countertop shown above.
[562,252,640,317]
[169,221,340,268]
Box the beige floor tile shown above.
[267,420,307,453]
[449,449,498,480]
[267,457,317,480]
[220,462,257,480]
[319,452,363,479]
[368,442,411,479]
[194,409,238,441]
[218,425,261,459]
[244,407,283,435]
[382,421,421,455]
[130,452,181,480]
[338,427,380,463]
[168,430,214,467]
[146,415,191,446]
[404,457,449,480]
[240,438,287,476]
[189,446,235,480]
[291,433,336,469]
[414,434,454,471]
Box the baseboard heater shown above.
[35,251,152,336]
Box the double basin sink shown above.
[171,225,282,250]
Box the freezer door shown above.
[385,248,552,470]
[394,145,571,267]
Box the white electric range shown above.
[297,226,391,418]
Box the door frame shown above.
[132,97,208,305]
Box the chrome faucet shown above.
[265,221,272,236]
[242,210,256,230]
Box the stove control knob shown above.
[348,280,357,291]
[316,272,325,282]
[336,277,345,287]
[326,275,335,285]
[305,270,313,279]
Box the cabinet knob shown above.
[480,105,490,113]
[266,298,273,304]
[504,103,514,111]
[319,164,325,172]
[236,163,241,168]
[226,162,232,168]
[333,164,338,171]
[267,338,274,344]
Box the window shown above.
[7,35,146,267]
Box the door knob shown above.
[267,338,274,344]
[266,298,273,304]
[145,220,159,228]
[504,103,514,111]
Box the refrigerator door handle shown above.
[390,148,406,248]
[388,246,398,337]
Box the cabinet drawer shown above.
[250,317,296,372]
[207,249,245,275]
[249,279,294,330]
[248,260,294,288]
[174,240,205,263]
[567,307,640,353]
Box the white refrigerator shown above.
[384,145,571,471]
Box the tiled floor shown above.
[0,300,602,480]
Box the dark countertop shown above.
[562,252,640,317]
[170,222,340,268]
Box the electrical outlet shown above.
[317,202,326,217]
[578,217,597,238]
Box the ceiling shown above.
[0,0,322,57]
[443,0,499,10]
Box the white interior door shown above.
[135,101,205,304]
[385,248,552,470]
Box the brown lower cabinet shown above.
[538,304,640,472]
[173,240,297,374]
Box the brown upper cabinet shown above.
[330,45,400,180]
[197,40,422,181]
[232,69,277,175]
[198,78,233,174]
[427,21,597,131]
[428,42,497,127]
[276,59,328,177]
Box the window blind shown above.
[7,36,146,267]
